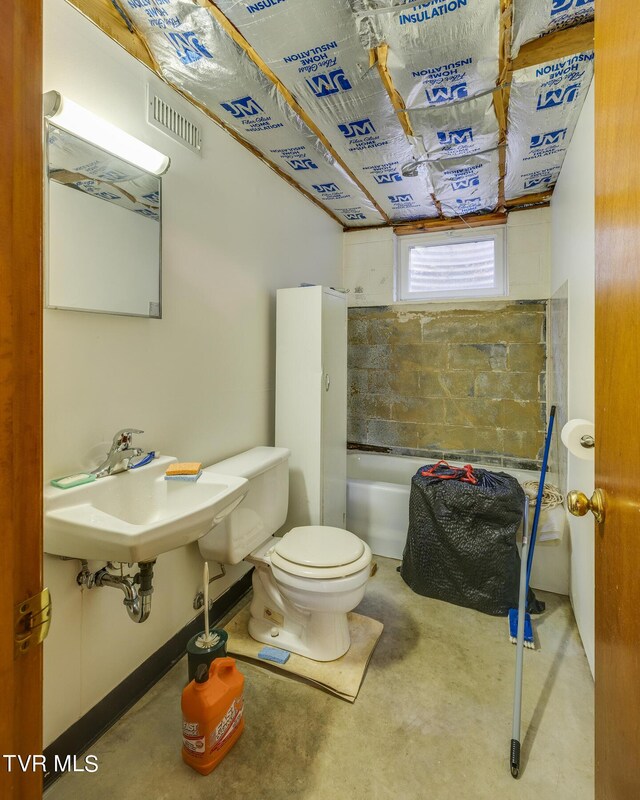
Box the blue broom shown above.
[508,405,556,648]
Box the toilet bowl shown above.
[198,447,372,661]
[247,526,372,661]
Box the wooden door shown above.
[0,3,45,799]
[594,2,640,797]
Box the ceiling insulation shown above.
[112,0,594,229]
[408,93,500,161]
[512,0,594,57]
[353,0,501,108]
[122,0,386,226]
[214,0,439,221]
[505,50,593,200]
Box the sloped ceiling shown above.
[68,0,594,230]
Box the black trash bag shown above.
[400,464,541,617]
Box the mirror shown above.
[45,123,162,318]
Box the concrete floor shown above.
[46,557,594,800]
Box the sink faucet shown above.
[91,429,145,478]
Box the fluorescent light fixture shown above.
[43,90,170,176]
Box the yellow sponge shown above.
[165,461,202,476]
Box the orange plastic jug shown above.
[181,656,245,775]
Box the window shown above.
[396,226,507,302]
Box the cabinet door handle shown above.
[325,373,331,391]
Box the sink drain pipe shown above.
[78,560,156,623]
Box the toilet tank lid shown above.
[275,526,365,568]
[204,446,290,480]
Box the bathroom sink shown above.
[44,456,248,563]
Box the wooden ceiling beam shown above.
[505,190,553,209]
[65,0,155,69]
[495,0,513,211]
[512,20,594,71]
[375,44,413,138]
[393,212,507,236]
[342,222,389,233]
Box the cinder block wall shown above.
[347,301,547,469]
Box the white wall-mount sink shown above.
[44,456,248,563]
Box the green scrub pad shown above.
[51,473,96,489]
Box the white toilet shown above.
[198,446,372,661]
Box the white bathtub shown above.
[346,451,569,594]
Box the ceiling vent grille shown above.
[147,84,201,154]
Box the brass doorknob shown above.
[567,488,606,523]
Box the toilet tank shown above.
[198,447,290,564]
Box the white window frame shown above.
[395,225,508,302]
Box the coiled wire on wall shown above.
[520,481,564,510]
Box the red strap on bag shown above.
[421,460,478,485]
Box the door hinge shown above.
[15,588,52,656]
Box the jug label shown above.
[211,697,244,753]
[182,721,205,756]
[183,735,205,755]
[183,721,199,736]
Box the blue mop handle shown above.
[526,405,556,589]
[511,497,530,778]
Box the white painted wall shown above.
[43,0,342,746]
[342,207,551,306]
[550,84,595,676]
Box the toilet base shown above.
[248,567,351,662]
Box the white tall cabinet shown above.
[275,285,347,530]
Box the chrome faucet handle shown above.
[90,429,147,478]
[111,429,144,452]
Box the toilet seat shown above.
[270,526,372,579]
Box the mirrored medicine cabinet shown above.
[45,123,162,318]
